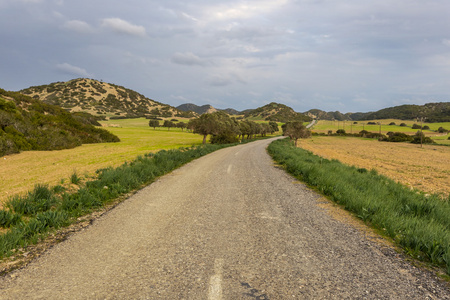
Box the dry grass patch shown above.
[300,136,449,198]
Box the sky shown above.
[1,0,450,113]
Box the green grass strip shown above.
[0,143,234,259]
[268,138,450,275]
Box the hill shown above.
[360,102,450,122]
[305,102,450,122]
[20,78,195,119]
[176,103,215,115]
[176,103,240,115]
[304,109,353,121]
[0,88,119,157]
[244,102,311,122]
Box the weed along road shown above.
[0,138,449,299]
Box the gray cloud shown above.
[171,52,208,66]
[1,0,449,113]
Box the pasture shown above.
[0,118,203,203]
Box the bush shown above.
[438,127,448,133]
[382,132,412,143]
[400,123,407,127]
[336,129,346,135]
[389,122,396,125]
[210,132,239,144]
[367,122,377,125]
[422,125,430,130]
[412,124,422,129]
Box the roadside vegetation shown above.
[0,143,237,259]
[268,138,450,275]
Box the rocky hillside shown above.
[0,88,119,157]
[20,78,195,119]
[244,102,311,123]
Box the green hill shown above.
[360,102,450,122]
[244,102,311,123]
[0,88,119,157]
[20,78,195,119]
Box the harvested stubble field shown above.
[300,136,450,198]
[0,118,203,204]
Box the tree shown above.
[188,112,223,144]
[283,122,311,146]
[148,119,159,130]
[176,122,187,131]
[163,120,174,130]
[268,121,279,134]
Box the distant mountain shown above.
[304,102,450,122]
[304,109,353,121]
[176,103,216,115]
[221,108,241,115]
[244,102,311,123]
[20,78,195,119]
[0,88,119,157]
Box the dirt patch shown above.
[300,136,449,198]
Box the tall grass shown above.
[0,143,231,259]
[268,138,450,274]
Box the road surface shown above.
[0,137,448,299]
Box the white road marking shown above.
[208,258,224,300]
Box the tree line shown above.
[150,111,311,145]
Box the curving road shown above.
[0,137,448,299]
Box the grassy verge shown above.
[0,143,233,259]
[268,138,450,275]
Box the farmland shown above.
[300,136,449,198]
[0,118,203,204]
[311,119,450,145]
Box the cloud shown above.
[101,18,146,37]
[63,20,93,34]
[56,63,92,77]
[171,52,207,66]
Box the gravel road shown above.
[0,137,449,299]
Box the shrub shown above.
[389,122,396,125]
[438,127,448,133]
[367,122,377,125]
[336,129,346,135]
[400,123,407,127]
[412,124,422,129]
[422,125,430,130]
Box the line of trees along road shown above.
[149,111,311,145]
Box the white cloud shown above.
[63,20,93,34]
[101,18,146,37]
[56,63,92,77]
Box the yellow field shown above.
[300,136,450,198]
[0,118,203,204]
